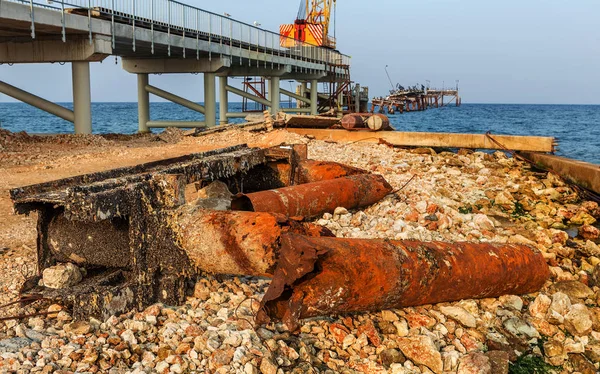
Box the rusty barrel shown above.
[341,114,366,130]
[257,234,550,330]
[231,174,393,219]
[366,113,391,131]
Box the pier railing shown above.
[9,0,351,67]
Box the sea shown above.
[0,102,598,164]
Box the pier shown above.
[0,0,351,133]
[371,88,461,114]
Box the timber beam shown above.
[285,129,556,153]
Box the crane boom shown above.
[280,0,336,49]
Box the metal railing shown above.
[9,0,351,68]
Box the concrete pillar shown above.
[137,73,150,133]
[354,84,360,113]
[71,61,92,134]
[219,76,228,125]
[310,79,318,115]
[269,77,280,114]
[204,73,216,127]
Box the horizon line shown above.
[0,101,599,106]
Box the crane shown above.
[280,0,337,49]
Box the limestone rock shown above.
[457,352,491,374]
[63,321,92,335]
[485,351,509,374]
[379,348,406,368]
[42,263,82,289]
[439,306,476,328]
[529,294,551,318]
[564,304,593,336]
[549,280,594,300]
[397,336,443,374]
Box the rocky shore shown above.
[0,128,599,373]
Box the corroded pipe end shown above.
[232,174,393,219]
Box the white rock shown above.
[439,306,476,328]
[499,295,523,311]
[120,329,138,345]
[528,294,551,318]
[564,304,593,336]
[42,263,82,289]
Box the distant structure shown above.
[371,83,461,114]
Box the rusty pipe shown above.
[257,233,550,330]
[231,174,393,219]
[232,160,367,193]
[46,208,332,278]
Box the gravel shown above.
[1,129,599,373]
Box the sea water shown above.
[0,102,598,164]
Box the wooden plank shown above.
[285,129,556,153]
[520,152,600,194]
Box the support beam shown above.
[285,129,556,153]
[219,76,228,125]
[0,80,74,122]
[146,121,206,128]
[72,61,92,134]
[280,87,311,104]
[269,77,280,114]
[145,85,205,114]
[0,36,111,63]
[122,57,231,74]
[280,108,312,113]
[225,84,272,108]
[310,80,318,115]
[225,112,249,118]
[204,73,216,127]
[137,74,150,133]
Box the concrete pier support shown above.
[269,77,280,114]
[137,73,150,133]
[72,62,92,134]
[310,80,318,115]
[219,76,228,125]
[204,73,216,127]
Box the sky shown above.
[1,0,599,104]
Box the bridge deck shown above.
[0,0,350,78]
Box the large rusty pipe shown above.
[231,174,393,219]
[257,234,550,330]
[46,208,332,278]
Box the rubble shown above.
[1,128,599,373]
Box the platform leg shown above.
[137,73,150,133]
[72,61,92,134]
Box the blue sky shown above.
[1,0,599,104]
